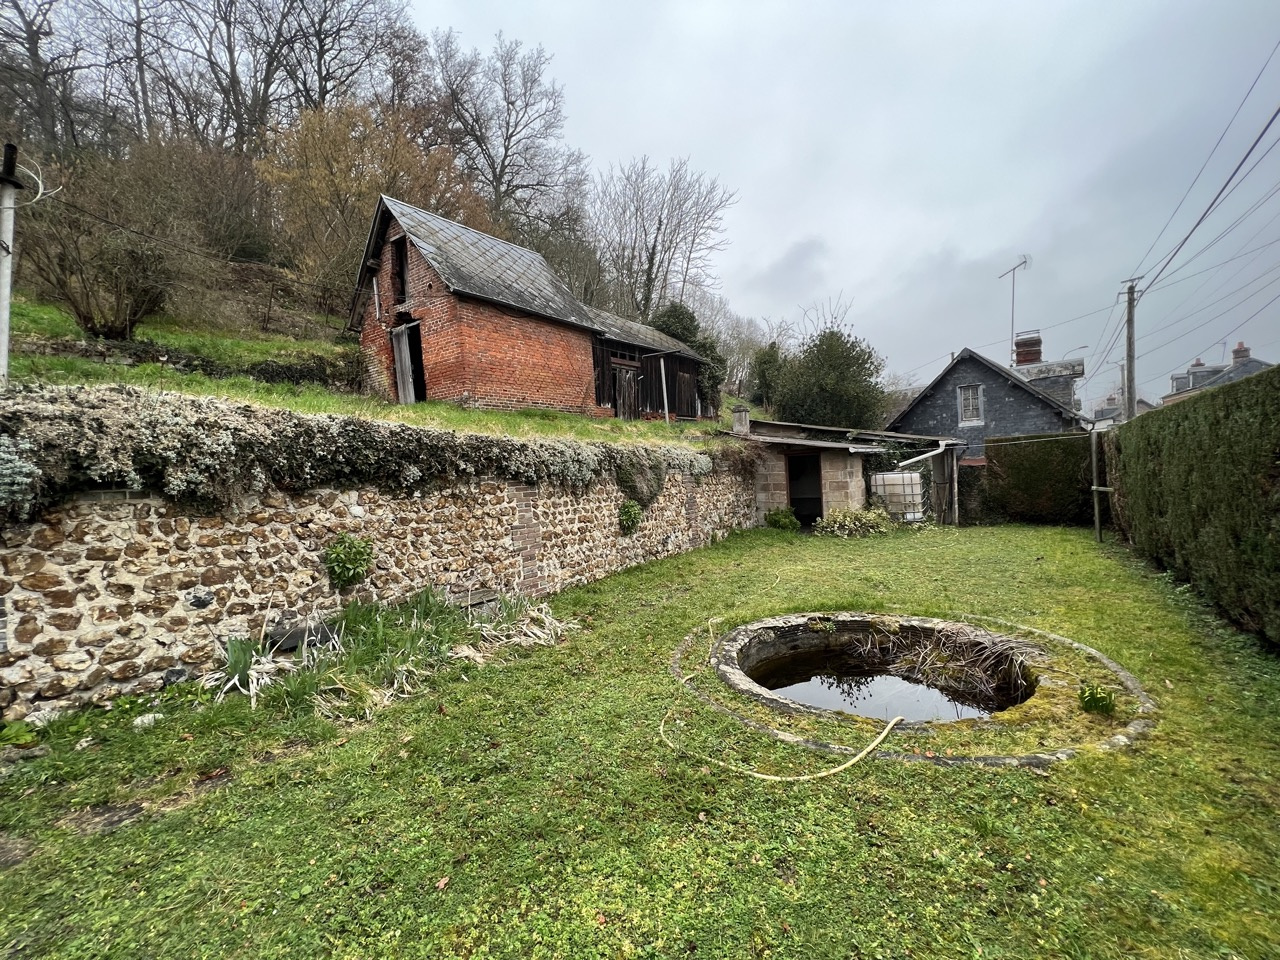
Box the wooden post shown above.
[659,355,670,425]
[1125,282,1137,421]
[950,448,959,526]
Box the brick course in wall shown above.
[0,469,754,721]
[358,229,608,416]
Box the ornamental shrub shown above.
[812,507,893,539]
[1106,365,1280,644]
[763,506,801,532]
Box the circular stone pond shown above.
[713,613,1039,725]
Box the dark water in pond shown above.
[753,653,996,722]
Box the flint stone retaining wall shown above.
[0,469,754,721]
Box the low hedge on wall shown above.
[1106,366,1280,644]
[975,432,1100,526]
[0,385,733,525]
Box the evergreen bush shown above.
[1106,366,1280,644]
[979,433,1100,526]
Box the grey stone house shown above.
[887,335,1090,459]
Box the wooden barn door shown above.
[612,362,639,419]
[390,322,426,404]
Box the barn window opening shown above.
[391,237,409,304]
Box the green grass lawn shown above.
[2,528,1278,959]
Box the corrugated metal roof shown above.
[582,305,703,361]
[382,196,597,331]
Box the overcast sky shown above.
[412,0,1280,410]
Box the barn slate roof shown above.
[582,305,704,362]
[349,197,599,332]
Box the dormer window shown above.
[391,236,408,304]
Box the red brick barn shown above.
[347,197,706,419]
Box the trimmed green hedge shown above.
[1106,365,1280,643]
[976,432,1100,526]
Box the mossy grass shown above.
[1,527,1278,959]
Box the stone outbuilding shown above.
[729,409,964,525]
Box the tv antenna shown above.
[999,255,1031,365]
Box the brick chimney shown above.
[1013,330,1042,366]
[1232,341,1251,366]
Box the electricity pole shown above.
[0,144,24,391]
[1122,278,1140,421]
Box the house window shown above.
[391,236,409,304]
[958,384,983,424]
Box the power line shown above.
[1152,177,1280,279]
[1139,294,1279,390]
[1146,232,1280,291]
[1141,101,1280,294]
[1130,37,1280,278]
[893,302,1116,379]
[47,196,340,294]
[1139,283,1280,358]
[1137,258,1280,345]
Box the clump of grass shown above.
[618,498,643,535]
[1078,681,1117,715]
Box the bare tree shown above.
[429,30,587,234]
[281,0,402,110]
[683,288,765,395]
[0,0,96,150]
[590,155,736,321]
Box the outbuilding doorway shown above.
[787,453,823,526]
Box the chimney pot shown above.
[1232,341,1251,365]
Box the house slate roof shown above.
[886,347,1090,431]
[1197,356,1272,390]
[582,305,703,362]
[348,197,599,333]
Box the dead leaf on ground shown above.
[435,876,450,890]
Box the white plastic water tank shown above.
[870,471,925,522]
